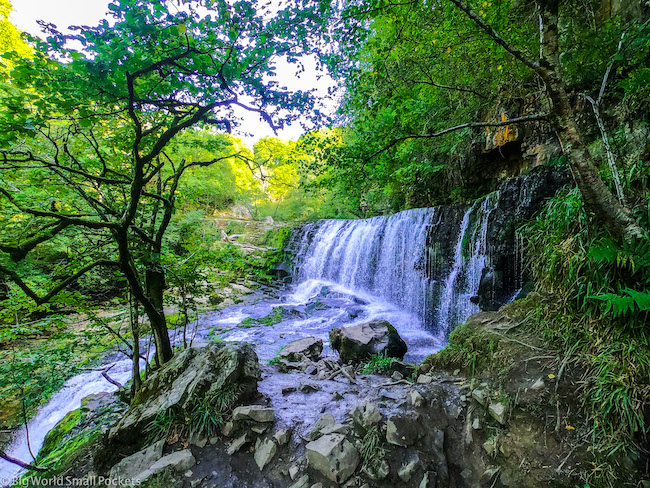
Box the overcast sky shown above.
[9,0,334,148]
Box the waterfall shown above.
[292,192,502,337]
[294,207,437,320]
[436,192,499,335]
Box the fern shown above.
[589,288,650,318]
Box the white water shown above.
[0,360,133,485]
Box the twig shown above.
[0,451,48,472]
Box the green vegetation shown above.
[359,426,387,475]
[361,353,396,375]
[239,307,285,329]
[145,385,241,443]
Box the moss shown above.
[40,408,82,458]
[422,317,502,375]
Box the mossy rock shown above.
[330,320,407,363]
[40,409,82,458]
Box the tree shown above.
[0,0,328,365]
[327,0,648,239]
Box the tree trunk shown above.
[146,266,173,364]
[535,0,645,241]
[129,294,142,400]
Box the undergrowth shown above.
[361,353,396,375]
[520,187,650,486]
[145,385,242,442]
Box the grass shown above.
[238,307,284,328]
[361,353,396,375]
[359,426,387,474]
[145,385,242,443]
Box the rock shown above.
[363,459,389,480]
[398,454,421,482]
[331,391,343,401]
[417,374,433,384]
[386,413,423,447]
[251,424,269,434]
[114,449,196,484]
[531,378,545,391]
[282,386,298,395]
[254,438,278,471]
[280,337,324,362]
[472,418,481,430]
[289,475,310,488]
[310,413,336,440]
[108,342,260,451]
[299,382,320,393]
[489,402,507,425]
[221,421,235,437]
[289,463,301,480]
[329,320,407,363]
[310,484,323,488]
[109,440,165,481]
[227,433,248,455]
[274,428,291,445]
[472,389,488,406]
[419,471,436,488]
[391,371,404,381]
[306,433,360,484]
[408,390,425,407]
[265,216,274,223]
[233,405,275,423]
[350,402,382,428]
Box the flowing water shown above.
[0,194,510,484]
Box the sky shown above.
[9,0,336,148]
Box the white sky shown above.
[9,0,335,148]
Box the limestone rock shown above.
[233,405,275,423]
[417,374,433,384]
[419,471,436,488]
[489,402,507,425]
[111,449,196,484]
[109,440,164,481]
[329,320,407,363]
[274,428,291,446]
[306,433,360,484]
[398,454,421,482]
[279,337,323,362]
[254,437,278,471]
[226,433,248,455]
[309,413,336,440]
[350,402,382,428]
[289,475,310,488]
[531,378,545,391]
[108,342,260,450]
[472,389,488,406]
[386,414,423,447]
[408,389,425,407]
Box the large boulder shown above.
[306,433,360,483]
[279,336,323,362]
[107,342,260,453]
[329,320,407,363]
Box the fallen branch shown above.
[0,451,48,472]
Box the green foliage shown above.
[361,353,395,375]
[239,307,284,328]
[145,385,242,442]
[520,187,650,481]
[359,426,386,474]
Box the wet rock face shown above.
[476,164,571,311]
[305,433,360,483]
[330,320,408,363]
[106,342,260,455]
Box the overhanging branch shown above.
[365,113,547,161]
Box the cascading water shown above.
[436,192,500,335]
[294,207,437,320]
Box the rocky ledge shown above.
[23,314,647,488]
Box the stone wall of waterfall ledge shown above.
[286,164,571,337]
[474,164,571,311]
